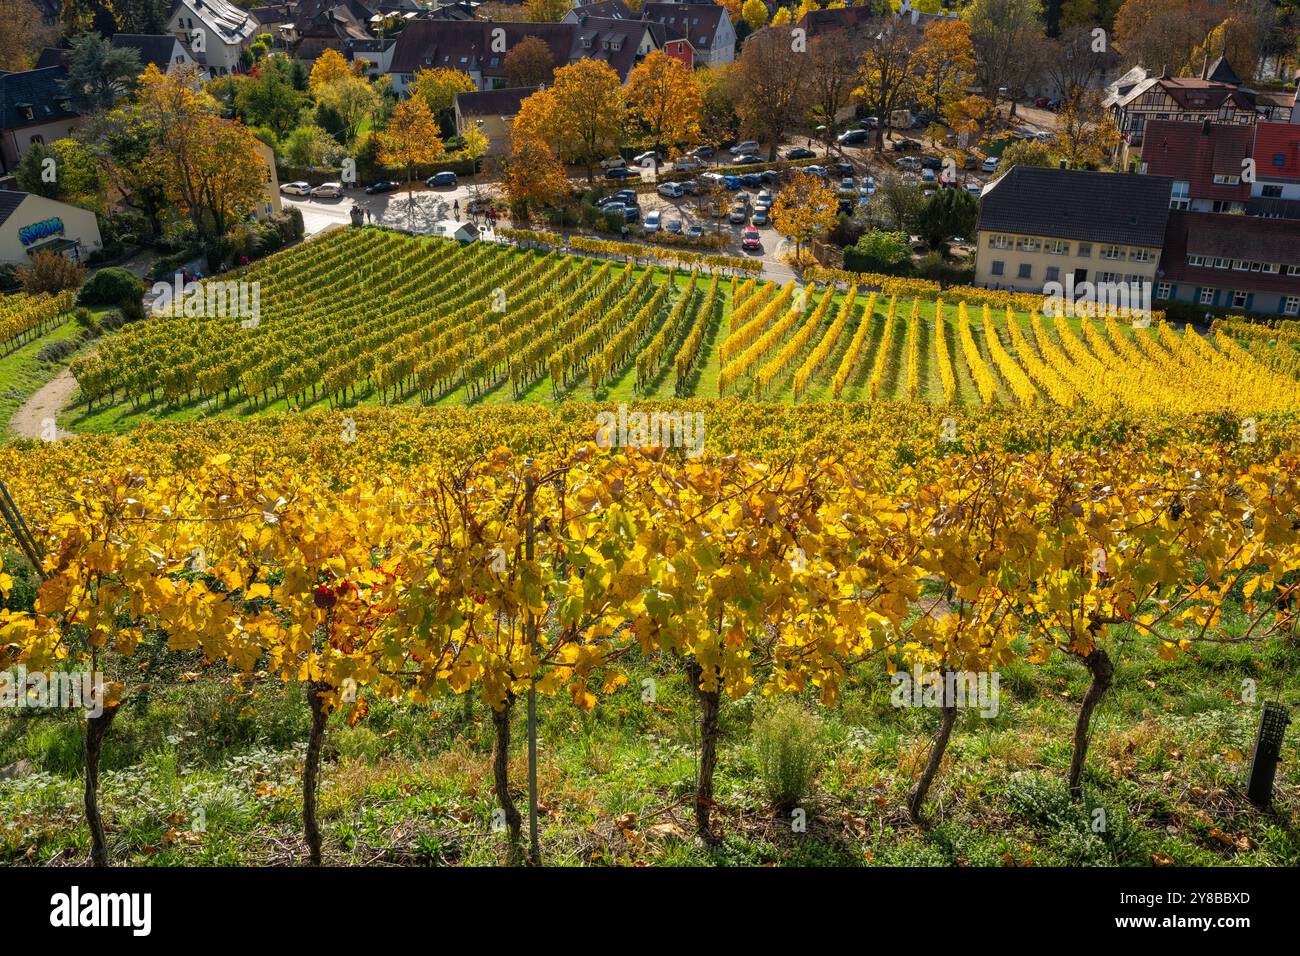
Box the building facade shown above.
[0,190,102,265]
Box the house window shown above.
[1232,291,1249,308]
[1018,263,1032,279]
[1156,282,1171,299]
[990,260,1004,276]
[1098,271,1121,283]
[1101,245,1124,260]
[1015,237,1038,252]
[1262,185,1282,198]
[1188,255,1205,267]
[1289,265,1300,276]
[1212,174,1240,185]
[1284,296,1300,315]
[1213,257,1230,269]
[1045,266,1060,283]
[1170,181,1190,210]
[1274,153,1287,167]
[989,234,1009,249]
[20,105,34,121]
[1232,259,1249,271]
[1130,249,1153,262]
[1262,263,1279,274]
[1199,287,1215,304]
[1076,243,1091,258]
[1045,240,1068,255]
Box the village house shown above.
[0,67,79,175]
[168,0,259,76]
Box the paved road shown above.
[281,181,488,236]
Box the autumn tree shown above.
[807,30,866,153]
[772,171,839,260]
[1037,23,1114,100]
[316,74,380,143]
[377,95,445,200]
[914,18,977,119]
[523,0,570,22]
[964,0,1046,116]
[742,0,769,29]
[548,59,623,183]
[856,17,921,151]
[1054,87,1120,168]
[1001,137,1057,168]
[697,64,741,147]
[1112,0,1260,79]
[309,48,351,95]
[734,26,810,161]
[0,0,54,71]
[503,35,558,88]
[410,67,477,125]
[624,51,703,176]
[505,129,569,215]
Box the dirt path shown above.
[9,368,77,439]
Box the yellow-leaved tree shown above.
[548,58,624,183]
[771,171,839,263]
[308,48,352,96]
[624,51,703,177]
[377,96,445,201]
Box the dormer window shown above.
[57,99,71,112]
[583,36,592,48]
[19,105,34,121]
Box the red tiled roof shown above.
[1140,119,1252,202]
[1253,120,1300,182]
[1161,210,1300,293]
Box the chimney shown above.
[1201,55,1209,80]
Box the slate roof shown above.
[455,85,537,117]
[642,4,724,52]
[1161,210,1300,292]
[0,67,78,130]
[110,34,183,73]
[1140,119,1252,203]
[977,166,1173,247]
[389,20,574,80]
[0,190,26,228]
[572,16,654,80]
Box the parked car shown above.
[666,219,683,234]
[731,153,763,166]
[603,203,640,223]
[964,153,979,169]
[755,190,773,209]
[837,129,871,146]
[838,177,856,195]
[657,181,685,198]
[728,200,748,224]
[836,198,854,216]
[721,175,742,190]
[686,224,705,238]
[698,172,725,188]
[595,190,638,209]
[644,210,662,233]
[920,155,943,170]
[859,176,876,195]
[672,156,701,172]
[895,156,920,170]
[599,156,627,170]
[310,182,344,198]
[426,171,458,188]
[741,228,762,250]
[690,145,717,159]
[751,209,770,228]
[891,138,922,152]
[759,169,783,186]
[729,140,759,155]
[862,116,880,129]
[802,165,828,178]
[280,181,311,196]
[964,182,983,197]
[981,156,1000,173]
[364,180,398,195]
[828,162,854,178]
[633,150,662,167]
[784,147,816,160]
[740,172,762,188]
[679,179,700,194]
[605,166,638,180]
[921,168,936,183]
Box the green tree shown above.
[915,187,977,249]
[15,138,105,212]
[234,57,308,139]
[63,31,142,112]
[845,230,911,273]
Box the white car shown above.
[280,181,310,196]
[859,176,877,196]
[643,210,662,233]
[633,150,660,167]
[310,182,344,198]
[981,156,1000,173]
[599,156,627,170]
[672,157,701,172]
[965,182,983,197]
[657,181,685,199]
[729,140,759,155]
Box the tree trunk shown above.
[84,704,120,867]
[907,683,957,827]
[1069,646,1114,800]
[686,660,722,843]
[492,695,524,864]
[302,681,330,865]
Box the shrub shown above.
[751,698,825,811]
[78,267,143,308]
[845,230,911,274]
[18,251,85,295]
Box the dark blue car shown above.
[722,175,742,190]
[740,173,762,188]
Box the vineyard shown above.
[59,227,1300,434]
[1,402,1297,867]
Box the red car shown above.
[741,228,761,251]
